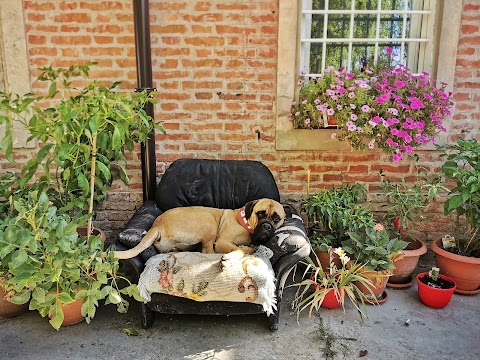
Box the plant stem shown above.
[87,131,97,239]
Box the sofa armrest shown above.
[111,242,146,281]
[118,200,162,261]
[265,210,311,297]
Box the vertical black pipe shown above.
[133,0,157,202]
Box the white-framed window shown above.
[300,0,436,77]
[275,0,461,151]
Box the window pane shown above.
[327,15,351,38]
[355,0,379,11]
[353,13,377,38]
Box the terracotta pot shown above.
[49,285,84,327]
[417,272,456,308]
[0,285,29,319]
[356,269,392,303]
[431,238,480,294]
[76,226,106,242]
[311,249,342,272]
[387,237,427,288]
[58,297,84,326]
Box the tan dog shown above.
[114,198,286,259]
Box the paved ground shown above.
[1,251,479,360]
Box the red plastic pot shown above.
[312,276,342,309]
[320,288,342,309]
[416,272,456,308]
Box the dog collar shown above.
[237,207,254,234]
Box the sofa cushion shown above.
[137,246,277,315]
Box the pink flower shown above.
[314,98,321,105]
[346,121,357,131]
[348,92,355,99]
[299,70,306,76]
[392,152,403,163]
[305,118,311,125]
[327,108,335,116]
[411,101,425,109]
[368,139,375,149]
[351,114,358,121]
[386,138,398,148]
[387,108,398,116]
[395,80,407,89]
[361,105,371,112]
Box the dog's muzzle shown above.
[251,218,275,245]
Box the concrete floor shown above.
[1,253,479,360]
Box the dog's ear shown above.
[244,200,259,219]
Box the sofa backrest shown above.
[155,159,280,211]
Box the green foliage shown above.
[291,247,374,323]
[343,225,408,271]
[0,62,163,211]
[437,137,480,257]
[381,171,447,234]
[0,191,143,330]
[303,184,375,250]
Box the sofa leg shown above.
[141,303,155,329]
[268,308,280,331]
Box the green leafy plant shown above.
[303,184,375,251]
[0,62,163,219]
[343,224,408,271]
[291,247,374,322]
[381,172,447,234]
[436,137,480,257]
[0,191,143,330]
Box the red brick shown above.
[194,2,212,11]
[54,13,91,22]
[52,36,91,45]
[24,1,56,10]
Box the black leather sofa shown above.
[113,158,310,330]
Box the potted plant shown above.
[290,48,454,162]
[431,137,480,294]
[303,184,375,270]
[417,267,456,308]
[0,190,143,330]
[381,173,446,288]
[0,62,163,235]
[291,247,374,322]
[343,224,408,302]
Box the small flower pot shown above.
[416,272,456,308]
[319,288,342,309]
[387,237,427,289]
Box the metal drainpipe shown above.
[133,0,157,202]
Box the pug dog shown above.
[114,198,286,259]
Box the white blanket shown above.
[138,246,277,315]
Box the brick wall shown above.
[4,0,477,240]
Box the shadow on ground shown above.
[1,253,479,360]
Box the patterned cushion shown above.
[137,246,277,315]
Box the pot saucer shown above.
[386,275,413,289]
[365,291,388,305]
[454,286,480,295]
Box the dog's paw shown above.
[240,246,255,255]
